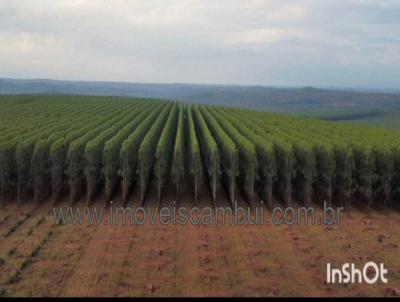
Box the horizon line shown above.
[1,76,399,93]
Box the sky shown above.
[0,0,400,88]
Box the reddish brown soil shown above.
[0,190,399,297]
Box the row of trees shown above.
[1,96,399,207]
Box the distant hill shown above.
[1,77,400,116]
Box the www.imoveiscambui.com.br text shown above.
[52,201,344,226]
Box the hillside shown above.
[1,78,400,112]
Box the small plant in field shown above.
[20,258,32,270]
[0,257,5,266]
[30,248,39,257]
[27,217,46,236]
[4,213,32,237]
[0,215,11,226]
[7,247,17,257]
[0,288,7,297]
[7,231,53,285]
[30,231,53,257]
[8,260,31,284]
[36,217,46,226]
[8,271,20,284]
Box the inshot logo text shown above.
[327,262,388,284]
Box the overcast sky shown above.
[0,0,399,88]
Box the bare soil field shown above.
[0,191,399,297]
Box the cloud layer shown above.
[1,0,399,88]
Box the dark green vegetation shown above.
[340,112,400,130]
[0,95,400,207]
[302,109,384,121]
[302,110,400,130]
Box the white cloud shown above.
[0,0,399,87]
[267,4,306,21]
[0,32,69,55]
[225,28,286,44]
